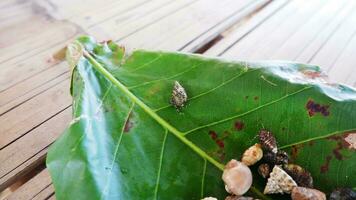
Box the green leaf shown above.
[47,35,356,200]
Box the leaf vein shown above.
[200,159,207,199]
[128,62,204,89]
[154,129,168,199]
[100,102,135,199]
[184,86,312,135]
[154,68,259,111]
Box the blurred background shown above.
[0,0,356,199]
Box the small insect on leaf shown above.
[170,81,188,110]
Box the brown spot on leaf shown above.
[209,131,218,140]
[290,144,303,162]
[124,113,133,133]
[234,120,244,131]
[245,95,249,99]
[305,99,330,117]
[320,155,332,173]
[216,140,225,148]
[308,141,315,146]
[208,131,225,151]
[254,96,259,101]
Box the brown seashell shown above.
[222,159,252,196]
[329,188,356,200]
[283,164,313,188]
[263,150,276,165]
[291,187,326,200]
[258,163,271,178]
[241,143,263,166]
[276,150,289,165]
[264,165,297,194]
[259,130,277,153]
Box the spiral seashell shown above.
[264,165,297,194]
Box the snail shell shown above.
[241,143,263,166]
[258,163,271,178]
[283,164,313,188]
[264,165,297,194]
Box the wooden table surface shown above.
[1,0,356,199]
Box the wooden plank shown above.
[180,0,271,52]
[116,0,261,51]
[4,169,52,200]
[224,0,340,60]
[0,64,69,114]
[0,80,71,149]
[0,108,71,191]
[295,1,356,65]
[87,0,196,41]
[207,0,327,57]
[208,0,356,86]
[0,26,79,92]
[269,0,352,61]
[328,34,356,85]
[205,0,289,56]
[34,0,126,20]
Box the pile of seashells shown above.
[202,130,356,200]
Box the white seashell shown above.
[222,159,252,196]
[201,197,218,200]
[241,143,263,166]
[264,165,297,194]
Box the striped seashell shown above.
[264,165,297,194]
[259,130,277,154]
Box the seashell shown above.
[275,150,289,165]
[291,186,326,200]
[283,164,313,188]
[264,165,297,194]
[170,81,187,109]
[258,163,271,178]
[222,159,252,196]
[329,188,356,200]
[225,196,254,200]
[241,143,263,166]
[263,150,276,165]
[201,197,218,200]
[259,130,277,153]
